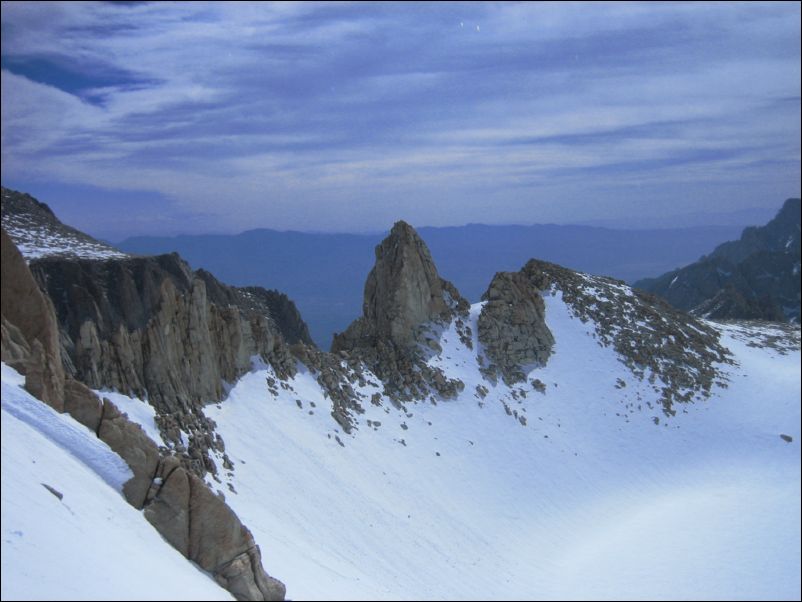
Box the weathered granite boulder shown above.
[63,378,103,433]
[143,456,192,555]
[98,398,163,508]
[143,457,286,601]
[215,546,287,602]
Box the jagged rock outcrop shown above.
[31,254,297,404]
[29,253,299,475]
[340,220,466,347]
[238,286,313,346]
[635,198,801,323]
[1,228,286,601]
[332,221,469,406]
[4,188,309,468]
[478,271,555,384]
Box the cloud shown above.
[1,1,799,234]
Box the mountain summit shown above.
[334,220,469,350]
[331,220,470,402]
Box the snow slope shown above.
[1,187,128,261]
[206,291,801,601]
[0,364,232,601]
[93,388,166,448]
[2,221,129,261]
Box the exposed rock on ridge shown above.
[230,283,314,347]
[332,221,470,406]
[478,271,555,384]
[520,259,733,414]
[1,228,65,410]
[1,186,128,260]
[1,228,285,600]
[334,221,469,349]
[30,252,298,476]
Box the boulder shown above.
[143,456,191,556]
[143,458,285,601]
[63,378,104,433]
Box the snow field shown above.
[207,292,800,600]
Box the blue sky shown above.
[1,1,800,239]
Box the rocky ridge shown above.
[1,186,128,260]
[520,259,733,414]
[30,252,299,478]
[478,270,555,384]
[1,228,285,601]
[3,188,771,601]
[635,198,801,323]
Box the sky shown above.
[1,1,800,239]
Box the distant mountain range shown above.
[117,223,745,348]
[635,198,801,323]
[577,206,780,229]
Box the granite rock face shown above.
[142,457,286,601]
[334,221,469,350]
[332,221,469,405]
[30,253,299,476]
[364,220,462,346]
[31,254,297,406]
[239,286,314,347]
[478,270,555,384]
[1,230,286,601]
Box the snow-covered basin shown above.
[1,364,232,601]
[207,292,801,601]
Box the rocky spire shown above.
[333,220,468,351]
[330,221,469,405]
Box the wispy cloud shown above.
[1,1,799,236]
